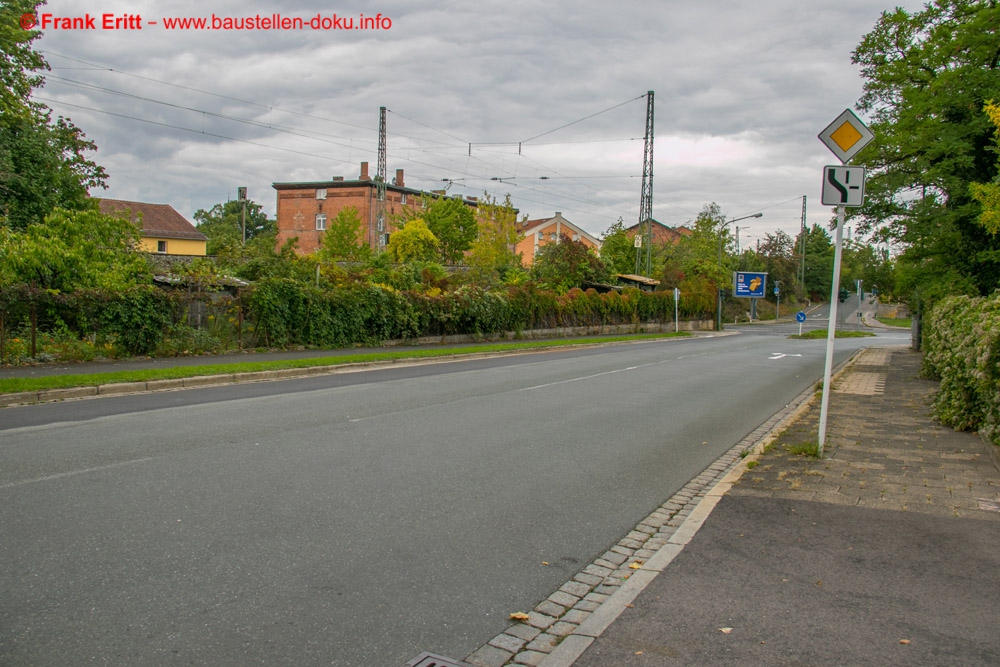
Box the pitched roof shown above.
[518,213,601,246]
[97,198,207,241]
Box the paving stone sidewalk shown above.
[459,345,1000,667]
[732,347,1000,519]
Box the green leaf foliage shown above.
[531,237,611,293]
[0,1,107,230]
[423,197,478,264]
[193,198,275,257]
[922,292,1000,444]
[316,206,371,263]
[850,0,1000,302]
[0,207,150,291]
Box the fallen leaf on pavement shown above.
[541,562,549,566]
[719,627,733,634]
[899,639,911,645]
[509,612,530,621]
[629,561,644,569]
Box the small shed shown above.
[616,274,661,293]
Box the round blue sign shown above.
[796,311,807,323]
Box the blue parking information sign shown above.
[733,271,767,298]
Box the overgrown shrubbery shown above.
[922,292,1000,445]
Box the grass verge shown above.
[789,329,876,340]
[877,317,912,328]
[0,332,690,395]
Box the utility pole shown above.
[376,106,387,253]
[799,195,807,286]
[637,91,654,276]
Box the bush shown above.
[922,292,1000,444]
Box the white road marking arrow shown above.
[769,353,803,360]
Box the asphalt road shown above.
[0,330,901,666]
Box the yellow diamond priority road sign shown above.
[819,109,874,164]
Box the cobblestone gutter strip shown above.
[465,352,865,667]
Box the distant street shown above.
[0,329,904,666]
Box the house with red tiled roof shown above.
[515,212,601,267]
[625,219,692,246]
[97,198,208,256]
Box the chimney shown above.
[360,162,370,180]
[395,169,404,187]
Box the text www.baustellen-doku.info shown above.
[19,12,393,31]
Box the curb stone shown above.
[465,349,867,667]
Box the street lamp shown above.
[717,212,763,330]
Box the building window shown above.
[550,232,558,240]
[316,188,327,200]
[537,231,544,241]
[316,213,327,231]
[573,234,580,242]
[157,240,167,254]
[400,193,407,205]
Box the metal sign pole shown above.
[818,205,846,456]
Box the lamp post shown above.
[717,212,763,330]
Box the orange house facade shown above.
[515,213,601,267]
[273,163,480,255]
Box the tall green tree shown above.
[192,199,274,256]
[797,224,835,300]
[468,193,523,282]
[666,203,730,285]
[0,0,108,230]
[599,217,636,275]
[850,0,1000,303]
[316,206,371,263]
[757,230,798,294]
[423,197,478,264]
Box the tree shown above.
[423,197,478,264]
[599,218,636,275]
[0,208,149,292]
[850,0,1000,302]
[468,193,523,282]
[970,101,1000,235]
[387,219,439,263]
[667,203,730,285]
[0,0,108,230]
[531,237,610,293]
[757,230,798,294]
[192,199,274,256]
[316,206,371,263]
[798,224,834,300]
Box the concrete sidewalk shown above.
[564,348,1000,665]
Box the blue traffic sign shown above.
[796,311,806,323]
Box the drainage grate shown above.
[403,651,472,667]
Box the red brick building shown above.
[273,163,479,255]
[625,219,692,245]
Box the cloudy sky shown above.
[32,0,924,246]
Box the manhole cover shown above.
[404,651,472,667]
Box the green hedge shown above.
[2,279,717,363]
[244,280,715,345]
[922,292,1000,445]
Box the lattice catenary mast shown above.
[376,106,387,252]
[638,91,654,276]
